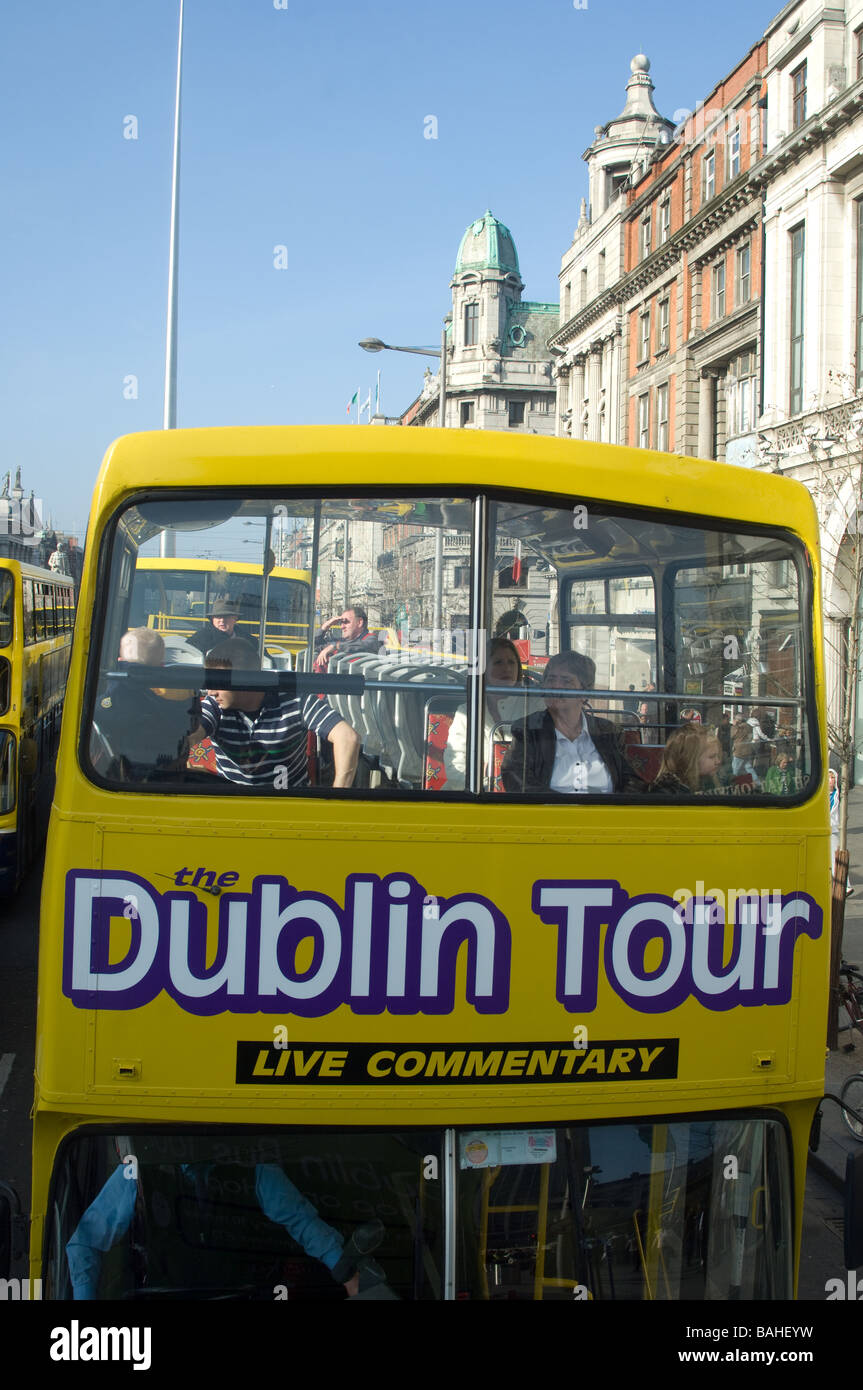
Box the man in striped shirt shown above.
[200,638,359,788]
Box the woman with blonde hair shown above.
[649,723,723,794]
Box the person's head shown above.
[773,749,791,770]
[542,651,595,726]
[205,637,261,710]
[209,598,240,636]
[119,628,165,666]
[338,606,368,641]
[658,724,721,790]
[829,769,838,792]
[486,637,523,688]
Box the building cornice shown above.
[749,77,863,185]
[550,176,760,353]
[686,301,760,365]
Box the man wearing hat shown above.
[187,598,242,656]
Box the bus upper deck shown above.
[22,426,860,1300]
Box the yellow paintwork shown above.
[30,428,830,1293]
[0,559,73,868]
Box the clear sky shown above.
[0,0,784,536]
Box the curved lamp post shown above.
[358,327,450,629]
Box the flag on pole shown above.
[346,389,358,418]
[360,389,372,422]
[512,538,523,584]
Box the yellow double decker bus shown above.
[0,558,74,896]
[12,426,863,1301]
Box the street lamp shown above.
[359,323,450,631]
[359,322,449,429]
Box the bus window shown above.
[0,571,13,647]
[490,497,813,801]
[45,1129,443,1301]
[0,657,10,715]
[0,731,15,814]
[22,578,34,645]
[87,494,473,793]
[455,1117,792,1300]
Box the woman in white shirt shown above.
[444,638,526,789]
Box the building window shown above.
[637,393,650,448]
[453,565,469,589]
[658,297,670,351]
[792,63,807,129]
[728,123,739,177]
[640,215,651,260]
[703,151,715,202]
[711,261,726,321]
[790,224,805,414]
[639,309,651,362]
[857,202,863,392]
[563,282,571,319]
[460,400,475,427]
[656,383,669,451]
[508,400,525,428]
[598,249,606,291]
[857,27,863,82]
[726,348,758,435]
[464,302,479,346]
[659,198,671,244]
[736,243,751,305]
[581,267,588,307]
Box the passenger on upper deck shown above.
[314,605,383,671]
[648,724,723,795]
[501,651,644,795]
[187,598,241,656]
[444,637,526,790]
[92,628,200,780]
[200,636,359,788]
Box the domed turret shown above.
[454,211,520,277]
[583,55,675,220]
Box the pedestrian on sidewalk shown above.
[829,769,854,897]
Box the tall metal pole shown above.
[160,0,184,558]
[432,320,447,634]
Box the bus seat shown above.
[162,636,204,666]
[364,657,410,780]
[187,737,217,773]
[423,690,468,790]
[393,666,464,785]
[626,743,663,783]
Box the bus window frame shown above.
[0,729,16,815]
[0,571,14,648]
[80,486,821,806]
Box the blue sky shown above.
[0,0,784,536]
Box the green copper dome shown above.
[454,211,520,276]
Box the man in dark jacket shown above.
[187,598,241,656]
[502,650,644,794]
[314,605,382,671]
